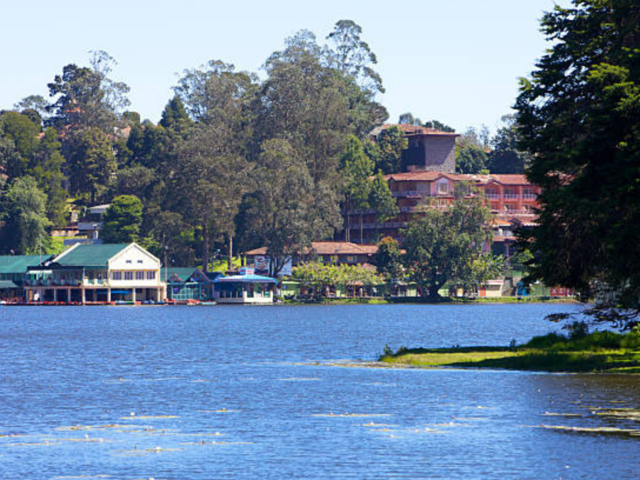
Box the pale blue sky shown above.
[1,0,568,133]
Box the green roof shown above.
[161,267,198,282]
[54,244,129,267]
[0,255,51,274]
[0,280,19,289]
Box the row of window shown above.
[112,271,157,281]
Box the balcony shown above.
[503,194,520,200]
[485,193,500,200]
[392,190,426,198]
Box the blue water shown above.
[0,304,638,479]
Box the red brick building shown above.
[344,171,541,252]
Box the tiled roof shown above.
[0,255,51,274]
[53,243,129,267]
[372,124,459,137]
[386,171,534,186]
[246,242,378,256]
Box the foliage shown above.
[341,135,374,242]
[456,145,488,174]
[402,193,493,300]
[326,19,384,95]
[486,115,530,173]
[375,126,407,174]
[0,176,51,254]
[375,236,404,281]
[66,127,117,203]
[292,261,382,294]
[237,139,341,277]
[515,0,640,326]
[369,171,399,224]
[100,195,143,243]
[46,51,130,133]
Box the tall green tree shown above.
[67,127,117,203]
[369,171,399,240]
[100,195,143,244]
[0,111,40,178]
[326,19,384,95]
[375,126,407,174]
[0,176,51,254]
[375,236,404,281]
[47,51,130,133]
[30,128,68,225]
[341,135,374,242]
[515,0,640,327]
[402,194,493,301]
[237,139,342,277]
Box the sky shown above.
[1,0,569,134]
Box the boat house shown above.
[163,267,221,302]
[25,243,166,304]
[214,272,276,304]
[0,255,52,302]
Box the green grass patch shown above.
[380,330,640,373]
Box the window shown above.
[112,271,122,280]
[126,260,132,264]
[437,180,449,194]
[137,260,143,264]
[135,271,145,280]
[124,271,133,280]
[147,271,156,280]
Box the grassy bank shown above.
[379,329,640,373]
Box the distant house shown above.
[245,241,379,275]
[0,255,52,301]
[25,243,166,304]
[65,204,111,247]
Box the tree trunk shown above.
[227,234,233,272]
[359,214,364,244]
[345,209,351,242]
[202,223,209,273]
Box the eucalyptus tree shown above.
[237,139,342,277]
[46,51,130,134]
[174,61,258,270]
[326,19,384,95]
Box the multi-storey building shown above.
[344,171,541,253]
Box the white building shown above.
[25,243,166,304]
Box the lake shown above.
[0,304,638,479]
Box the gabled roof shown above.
[245,241,378,257]
[0,255,52,274]
[52,243,129,268]
[161,267,198,282]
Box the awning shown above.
[0,280,18,289]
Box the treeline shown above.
[0,20,526,269]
